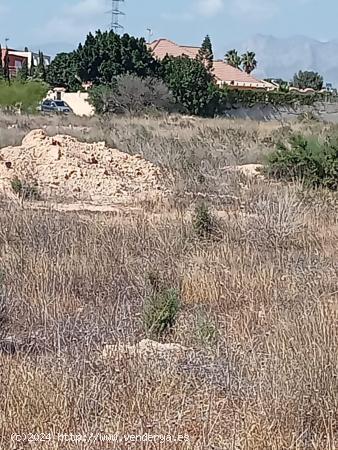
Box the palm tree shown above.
[224,49,242,69]
[241,51,257,74]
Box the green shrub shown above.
[221,88,330,109]
[143,287,180,337]
[0,80,48,113]
[11,177,40,200]
[88,75,176,115]
[196,312,219,347]
[193,203,216,238]
[266,135,338,190]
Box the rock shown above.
[51,138,61,146]
[22,129,47,146]
[224,164,264,178]
[102,339,187,361]
[48,146,62,161]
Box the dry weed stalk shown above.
[0,114,337,449]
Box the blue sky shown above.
[0,0,337,55]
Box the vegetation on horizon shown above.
[0,31,331,117]
[293,70,324,91]
[0,80,48,113]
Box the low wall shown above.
[222,102,338,123]
[47,91,94,117]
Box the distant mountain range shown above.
[235,34,338,86]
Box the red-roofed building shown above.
[1,48,28,77]
[148,39,275,91]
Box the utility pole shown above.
[146,28,153,44]
[110,0,125,33]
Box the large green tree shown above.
[161,55,220,116]
[241,51,257,74]
[292,70,323,91]
[224,49,242,69]
[197,35,214,72]
[46,52,81,91]
[47,30,160,89]
[76,31,160,84]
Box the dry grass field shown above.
[0,112,337,449]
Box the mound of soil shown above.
[0,129,166,203]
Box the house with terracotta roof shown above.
[148,39,276,91]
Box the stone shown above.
[102,339,187,361]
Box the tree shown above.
[224,49,242,69]
[3,47,10,82]
[0,44,3,79]
[76,31,160,85]
[197,35,214,72]
[47,30,161,89]
[241,51,257,74]
[29,53,35,77]
[292,70,323,91]
[161,55,220,116]
[33,51,46,81]
[17,59,29,81]
[46,52,81,91]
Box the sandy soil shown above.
[0,129,168,204]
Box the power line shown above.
[110,0,125,33]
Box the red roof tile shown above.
[149,39,198,59]
[212,60,265,87]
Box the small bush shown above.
[266,135,338,190]
[143,287,181,337]
[88,74,176,115]
[193,203,216,238]
[11,177,40,200]
[196,312,219,347]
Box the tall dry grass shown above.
[0,110,335,195]
[0,185,337,448]
[0,113,337,449]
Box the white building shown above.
[9,50,51,70]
